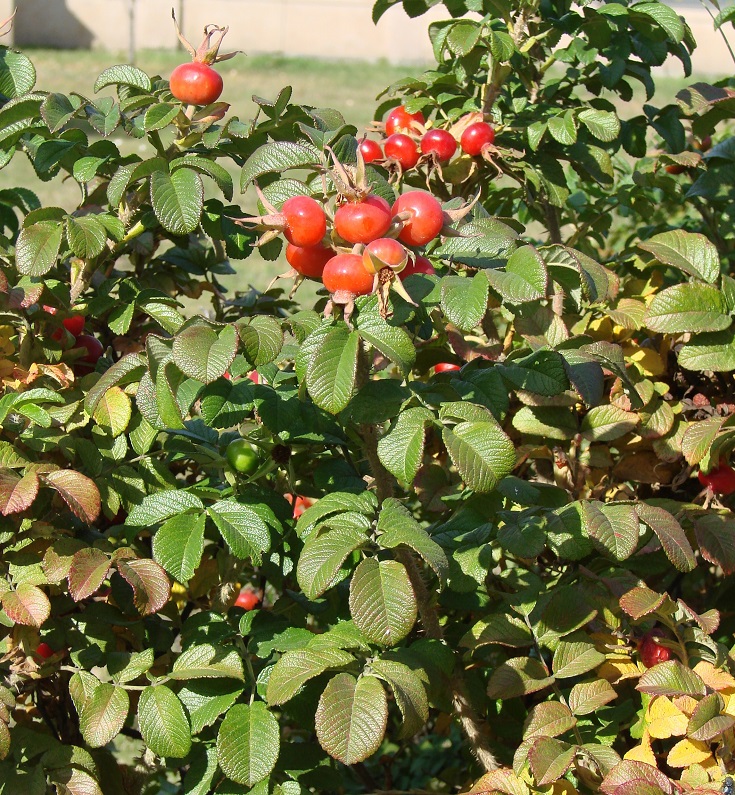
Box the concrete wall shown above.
[8,0,451,63]
[6,0,731,73]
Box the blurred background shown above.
[0,0,731,300]
[1,0,730,72]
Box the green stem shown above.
[698,0,735,67]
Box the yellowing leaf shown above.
[598,660,640,683]
[624,730,656,767]
[722,689,735,717]
[671,695,698,717]
[552,782,578,794]
[680,763,710,787]
[693,661,735,691]
[666,738,712,768]
[623,344,666,377]
[647,696,687,739]
[587,317,614,340]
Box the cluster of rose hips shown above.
[358,104,496,172]
[243,169,465,315]
[44,306,103,372]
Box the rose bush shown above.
[0,1,734,793]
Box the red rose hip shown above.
[639,632,672,668]
[461,121,495,156]
[282,196,327,248]
[698,460,735,496]
[170,61,223,106]
[359,138,383,163]
[286,243,334,278]
[384,134,420,170]
[392,191,444,247]
[322,253,374,297]
[384,105,425,136]
[334,200,392,245]
[421,129,457,162]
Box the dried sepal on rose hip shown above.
[0,10,15,37]
[169,11,240,106]
[238,185,328,250]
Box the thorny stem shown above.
[356,344,499,772]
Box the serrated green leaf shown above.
[137,685,191,758]
[645,283,730,333]
[266,647,354,706]
[355,312,416,371]
[172,323,238,384]
[15,220,63,276]
[126,490,204,526]
[582,501,640,560]
[150,168,204,235]
[315,674,387,764]
[152,512,206,583]
[237,315,283,368]
[0,48,36,98]
[217,702,279,787]
[207,500,270,563]
[179,679,244,735]
[369,659,428,738]
[638,230,719,283]
[441,272,489,331]
[92,386,131,437]
[241,141,320,188]
[581,405,639,441]
[552,637,605,678]
[171,643,245,681]
[548,112,577,145]
[486,245,548,303]
[577,108,621,142]
[349,558,416,646]
[297,525,368,600]
[678,328,735,372]
[501,350,569,396]
[442,419,515,492]
[377,407,434,484]
[143,102,180,132]
[94,64,152,93]
[305,327,360,414]
[377,499,448,585]
[78,683,129,748]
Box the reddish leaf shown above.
[527,736,575,786]
[677,598,720,634]
[117,558,171,615]
[43,469,101,524]
[0,470,39,515]
[8,283,43,309]
[42,539,88,584]
[1,584,51,627]
[613,781,668,795]
[637,503,696,572]
[695,514,735,575]
[468,769,530,794]
[619,586,666,620]
[68,548,111,601]
[600,761,674,795]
